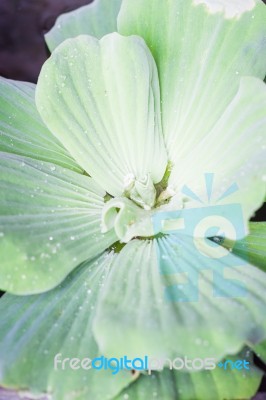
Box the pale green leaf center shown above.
[101,173,184,242]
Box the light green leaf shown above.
[101,197,155,243]
[36,33,167,197]
[0,153,116,295]
[168,77,266,237]
[0,254,135,400]
[0,77,82,173]
[115,351,262,400]
[118,0,266,163]
[45,0,122,52]
[93,237,266,360]
[224,222,266,272]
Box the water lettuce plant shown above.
[0,0,266,399]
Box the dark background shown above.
[0,0,93,82]
[0,0,265,398]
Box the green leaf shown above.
[115,351,262,400]
[45,0,123,52]
[0,77,82,173]
[0,153,116,295]
[36,33,167,197]
[223,222,266,272]
[93,237,266,361]
[167,77,266,237]
[0,254,135,400]
[118,0,266,164]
